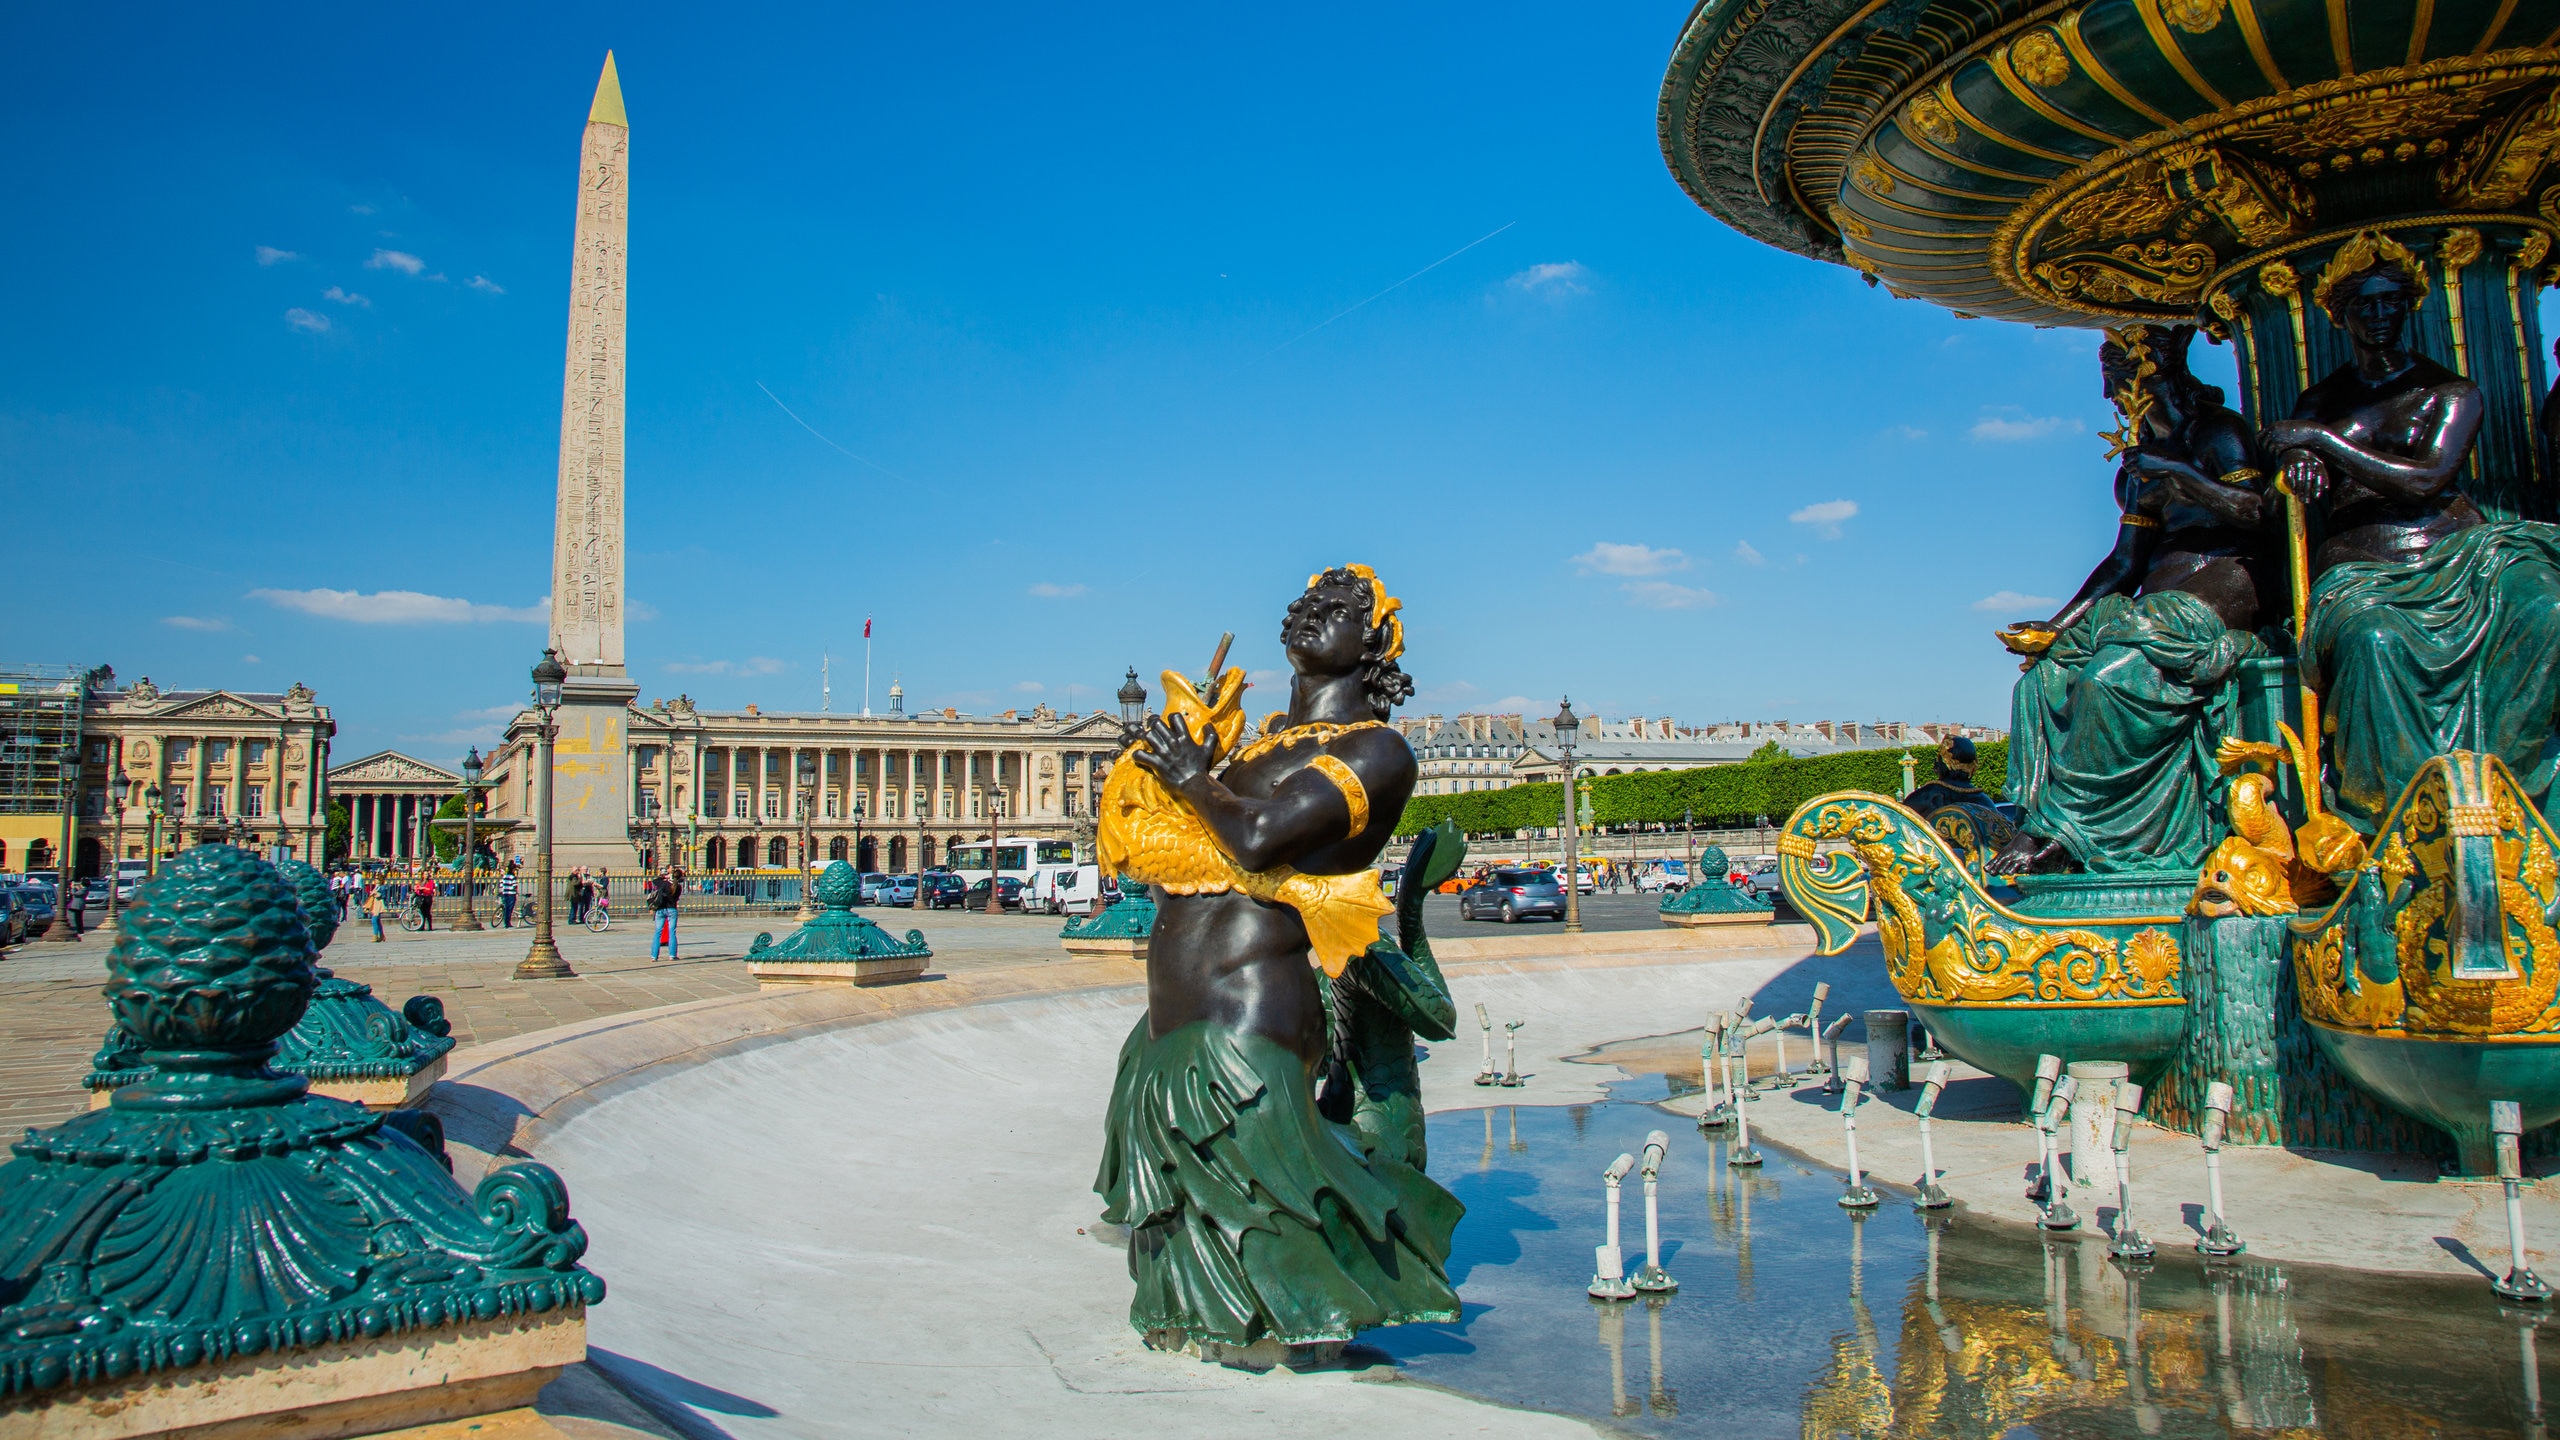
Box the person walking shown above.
[365,883,387,942]
[64,878,87,937]
[498,862,520,928]
[412,873,434,932]
[649,868,682,962]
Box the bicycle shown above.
[399,905,427,933]
[585,896,612,932]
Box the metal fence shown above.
[340,866,916,926]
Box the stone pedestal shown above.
[743,860,932,988]
[1060,877,1154,965]
[546,678,640,874]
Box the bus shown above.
[944,836,1079,892]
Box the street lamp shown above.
[98,770,131,935]
[453,747,486,931]
[1555,697,1582,934]
[984,784,1007,915]
[143,784,163,877]
[795,752,819,920]
[515,648,575,980]
[1682,804,1696,885]
[1118,667,1148,739]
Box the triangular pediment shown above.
[159,691,284,721]
[1057,713,1125,737]
[326,750,463,786]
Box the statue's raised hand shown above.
[2277,448,2329,506]
[1132,713,1221,794]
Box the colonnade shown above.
[341,791,449,863]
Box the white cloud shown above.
[1733,541,1765,566]
[322,286,370,307]
[1621,580,1719,610]
[465,275,504,294]
[662,657,787,676]
[1970,413,2082,442]
[627,598,660,621]
[1027,582,1087,599]
[242,654,261,664]
[1507,261,1591,296]
[162,614,232,631]
[1574,542,1689,577]
[365,249,425,275]
[1884,424,1927,441]
[1014,680,1046,692]
[452,704,524,724]
[284,308,330,334]
[1971,590,2060,614]
[1489,696,1542,714]
[249,587,547,623]
[349,204,375,216]
[1788,499,1859,539]
[255,245,302,266]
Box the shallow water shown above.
[1369,1084,2557,1438]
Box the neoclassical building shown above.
[325,751,465,864]
[0,671,337,876]
[482,686,1130,874]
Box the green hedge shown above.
[1393,741,2009,837]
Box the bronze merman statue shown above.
[1988,325,2277,875]
[2267,231,2560,829]
[1092,565,1461,1361]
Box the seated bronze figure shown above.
[1991,325,2278,875]
[1092,565,1461,1359]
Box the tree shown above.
[325,801,350,863]
[1746,740,1790,764]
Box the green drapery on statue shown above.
[2306,521,2560,831]
[2009,591,2267,873]
[1094,1018,1462,1347]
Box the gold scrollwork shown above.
[2525,231,2554,268]
[1851,154,1893,196]
[2440,90,2560,211]
[2033,240,2219,306]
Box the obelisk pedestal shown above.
[548,53,640,874]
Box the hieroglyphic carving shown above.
[552,81,628,673]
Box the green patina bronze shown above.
[86,857,455,1096]
[1658,845,1775,917]
[0,845,602,1405]
[745,860,931,963]
[1318,821,1465,1170]
[1061,874,1157,942]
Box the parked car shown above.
[1029,864,1101,916]
[0,888,26,946]
[959,876,1026,911]
[880,875,921,906]
[922,873,971,909]
[1739,856,1782,899]
[1635,862,1688,894]
[12,885,56,937]
[856,871,891,904]
[1459,868,1568,924]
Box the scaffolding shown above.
[0,664,88,818]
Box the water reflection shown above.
[1376,1098,2555,1438]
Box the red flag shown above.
[863,616,872,638]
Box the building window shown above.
[242,785,265,817]
[1065,792,1080,816]
[206,785,227,817]
[705,837,727,868]
[245,741,269,765]
[970,794,982,819]
[89,741,109,763]
[209,740,232,765]
[767,837,788,867]
[829,836,848,860]
[942,795,955,819]
[168,739,192,765]
[705,790,722,816]
[734,794,750,819]
[637,746,658,771]
[763,795,780,820]
[84,790,105,817]
[638,789,659,818]
[823,792,840,819]
[884,792,901,819]
[1063,754,1079,774]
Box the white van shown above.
[1029,864,1102,916]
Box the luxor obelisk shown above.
[545,53,640,871]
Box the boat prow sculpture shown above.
[2291,750,2560,1172]
[1779,790,2192,1089]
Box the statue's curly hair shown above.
[1286,568,1414,720]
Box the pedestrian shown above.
[365,883,387,942]
[567,866,589,926]
[64,878,87,936]
[650,868,682,961]
[412,873,434,932]
[499,862,520,928]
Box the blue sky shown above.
[5,3,2265,764]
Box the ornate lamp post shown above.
[853,795,866,879]
[984,786,1008,915]
[97,771,131,935]
[1682,804,1696,885]
[143,784,162,876]
[795,752,820,920]
[515,649,575,980]
[452,747,486,932]
[1555,697,1582,935]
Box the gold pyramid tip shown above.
[588,51,627,128]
